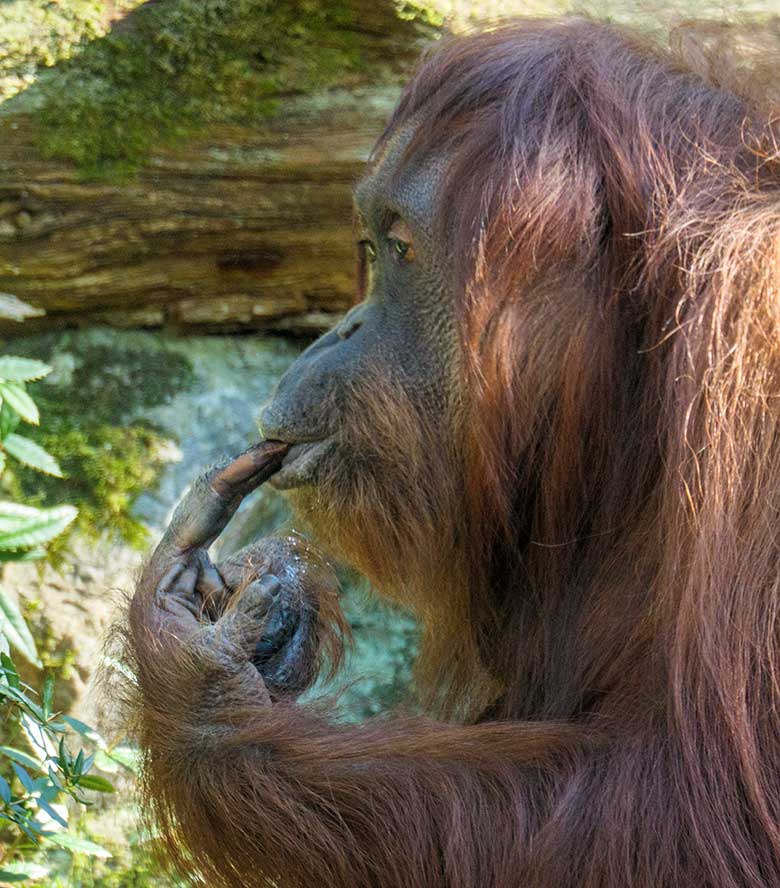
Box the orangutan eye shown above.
[391,239,410,260]
[358,239,377,263]
[387,218,415,264]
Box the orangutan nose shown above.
[335,303,368,341]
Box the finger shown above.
[152,442,289,569]
[162,593,202,620]
[253,590,298,666]
[237,575,282,623]
[195,551,226,594]
[210,440,289,500]
[152,471,244,570]
[216,548,272,593]
[156,562,185,598]
[263,603,320,698]
[180,565,198,590]
[195,551,229,618]
[156,563,203,628]
[169,474,238,553]
[212,575,280,652]
[159,566,200,614]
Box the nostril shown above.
[337,318,362,341]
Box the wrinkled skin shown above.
[153,134,458,691]
[262,131,455,489]
[145,443,337,700]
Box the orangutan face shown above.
[260,130,458,492]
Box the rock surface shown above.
[2,327,418,724]
[0,0,428,334]
[0,88,402,335]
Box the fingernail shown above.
[255,575,282,597]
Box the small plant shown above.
[11,334,187,551]
[0,340,120,883]
[0,356,77,560]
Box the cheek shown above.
[285,283,465,582]
[378,273,458,414]
[329,329,462,516]
[288,369,465,590]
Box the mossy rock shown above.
[5,329,195,549]
[16,0,427,180]
[0,1,138,101]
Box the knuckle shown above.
[239,575,281,613]
[193,465,225,496]
[255,574,283,597]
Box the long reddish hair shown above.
[356,18,780,882]
[120,19,780,888]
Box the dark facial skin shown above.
[261,130,457,489]
[142,131,460,697]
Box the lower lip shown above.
[270,439,332,490]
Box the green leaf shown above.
[61,715,104,747]
[0,652,20,689]
[0,548,46,563]
[76,775,115,794]
[94,745,139,775]
[16,816,42,842]
[0,502,41,531]
[57,738,70,778]
[0,358,51,384]
[36,797,68,829]
[0,862,50,882]
[0,294,44,323]
[0,383,39,425]
[0,587,40,667]
[0,746,44,772]
[0,870,33,883]
[0,503,77,550]
[0,683,37,711]
[0,402,20,440]
[0,774,11,804]
[42,676,54,718]
[12,763,34,793]
[47,767,64,793]
[43,831,112,858]
[33,777,54,798]
[21,712,56,760]
[3,435,62,477]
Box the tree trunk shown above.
[0,0,428,335]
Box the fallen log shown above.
[0,0,430,334]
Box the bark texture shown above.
[0,0,427,334]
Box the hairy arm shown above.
[126,449,584,888]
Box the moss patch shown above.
[6,332,194,550]
[27,0,416,180]
[396,2,445,26]
[0,1,126,101]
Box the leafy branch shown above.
[0,307,128,883]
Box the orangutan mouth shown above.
[270,438,334,490]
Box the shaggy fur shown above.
[125,18,780,887]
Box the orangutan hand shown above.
[147,443,341,700]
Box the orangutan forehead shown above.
[353,125,445,233]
